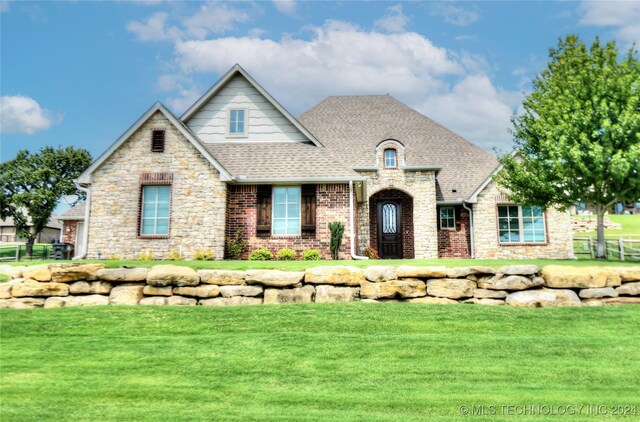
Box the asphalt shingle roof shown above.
[60,203,85,219]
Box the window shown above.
[384,148,397,168]
[140,186,170,236]
[440,207,455,229]
[229,109,246,135]
[498,205,546,243]
[151,130,165,152]
[272,187,300,235]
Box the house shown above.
[0,215,62,244]
[69,64,573,260]
[58,202,86,255]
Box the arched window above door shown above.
[384,149,397,168]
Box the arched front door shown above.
[377,200,402,259]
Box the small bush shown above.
[276,248,296,261]
[363,247,379,260]
[302,249,321,261]
[226,229,247,260]
[166,248,182,261]
[108,254,122,260]
[194,248,216,261]
[328,221,345,260]
[248,248,273,260]
[137,251,154,261]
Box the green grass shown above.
[0,243,53,260]
[1,305,638,420]
[575,214,640,238]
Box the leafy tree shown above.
[496,35,640,258]
[0,146,92,257]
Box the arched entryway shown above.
[369,189,414,259]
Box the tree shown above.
[0,146,92,257]
[495,35,640,259]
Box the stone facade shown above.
[437,205,471,258]
[225,184,352,260]
[473,180,573,259]
[87,111,227,260]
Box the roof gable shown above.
[181,64,323,147]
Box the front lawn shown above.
[1,305,638,420]
[575,214,640,238]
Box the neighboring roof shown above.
[0,216,62,230]
[58,202,86,220]
[299,95,499,201]
[77,102,233,184]
[204,142,362,182]
[181,64,324,148]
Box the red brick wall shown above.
[225,184,351,260]
[437,205,471,258]
[61,220,78,256]
[369,189,415,259]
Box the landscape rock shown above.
[408,296,458,305]
[12,279,69,297]
[506,289,581,307]
[5,297,45,309]
[426,278,476,299]
[166,296,197,306]
[44,297,71,308]
[497,265,540,276]
[143,285,173,296]
[97,268,148,283]
[46,295,109,308]
[468,298,505,306]
[396,266,447,278]
[474,288,508,299]
[315,285,360,302]
[478,275,543,291]
[0,278,24,299]
[139,296,168,306]
[146,265,199,287]
[109,284,144,305]
[541,265,621,288]
[616,282,640,296]
[615,266,640,282]
[263,285,315,304]
[22,265,51,282]
[446,266,495,278]
[600,297,640,305]
[173,285,220,298]
[219,285,263,297]
[199,297,262,306]
[69,281,112,295]
[550,289,582,307]
[581,299,605,307]
[198,270,246,285]
[51,264,104,282]
[579,287,618,299]
[246,270,304,287]
[364,266,397,282]
[360,279,426,299]
[304,266,364,286]
[0,265,25,279]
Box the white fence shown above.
[573,237,640,261]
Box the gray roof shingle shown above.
[59,203,85,220]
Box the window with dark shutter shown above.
[301,185,316,235]
[256,185,272,238]
[151,130,165,152]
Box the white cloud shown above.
[273,0,296,15]
[183,3,250,39]
[0,95,60,135]
[127,12,179,42]
[578,1,640,47]
[374,4,410,33]
[430,3,479,26]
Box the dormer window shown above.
[151,130,165,152]
[229,109,246,135]
[384,148,397,168]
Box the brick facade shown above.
[437,205,471,258]
[225,183,352,260]
[368,189,415,259]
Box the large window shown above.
[229,109,246,135]
[140,186,170,236]
[273,187,300,235]
[498,205,545,243]
[384,148,397,168]
[440,207,455,229]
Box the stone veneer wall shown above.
[437,206,471,258]
[87,111,227,260]
[473,180,573,259]
[1,263,638,309]
[225,184,352,260]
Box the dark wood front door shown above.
[377,200,402,259]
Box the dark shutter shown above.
[151,130,165,152]
[301,185,316,235]
[256,185,272,238]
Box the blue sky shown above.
[1,0,639,168]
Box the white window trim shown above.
[439,206,455,230]
[140,185,171,237]
[384,149,397,168]
[497,205,547,244]
[272,186,301,236]
[227,108,248,137]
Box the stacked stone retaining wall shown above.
[0,263,638,309]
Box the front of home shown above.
[68,64,572,261]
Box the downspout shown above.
[462,201,475,259]
[349,180,369,260]
[73,181,91,260]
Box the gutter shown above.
[349,180,368,260]
[72,180,91,260]
[234,176,365,184]
[462,201,475,259]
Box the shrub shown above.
[328,221,345,260]
[137,251,154,261]
[276,248,296,261]
[107,254,122,260]
[166,248,182,261]
[193,248,215,261]
[226,228,247,260]
[302,249,321,261]
[248,248,273,260]
[363,247,379,260]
